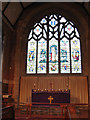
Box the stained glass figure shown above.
[71,37,81,73]
[37,38,47,73]
[60,38,70,73]
[49,38,58,73]
[27,39,37,73]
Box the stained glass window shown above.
[27,14,82,74]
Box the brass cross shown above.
[48,96,53,104]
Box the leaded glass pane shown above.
[38,34,42,39]
[60,38,70,73]
[54,31,58,38]
[71,37,81,73]
[60,24,63,31]
[49,32,53,38]
[49,18,57,27]
[40,18,47,24]
[33,34,37,39]
[37,38,47,73]
[60,28,64,38]
[60,17,66,23]
[54,14,57,19]
[44,25,47,32]
[34,25,42,36]
[49,38,58,73]
[28,30,32,39]
[54,26,58,32]
[70,33,74,38]
[65,33,69,38]
[27,39,37,74]
[43,29,47,39]
[75,28,80,37]
[65,23,74,34]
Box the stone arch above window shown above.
[27,14,82,74]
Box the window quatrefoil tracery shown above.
[27,14,82,74]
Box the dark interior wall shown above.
[2,22,11,82]
[88,16,90,103]
[2,21,16,93]
[2,83,8,94]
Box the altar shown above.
[32,89,70,103]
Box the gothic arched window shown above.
[27,14,82,74]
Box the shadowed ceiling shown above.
[2,2,90,29]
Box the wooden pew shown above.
[2,105,15,120]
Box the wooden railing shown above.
[17,103,89,119]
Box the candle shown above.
[34,83,36,89]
